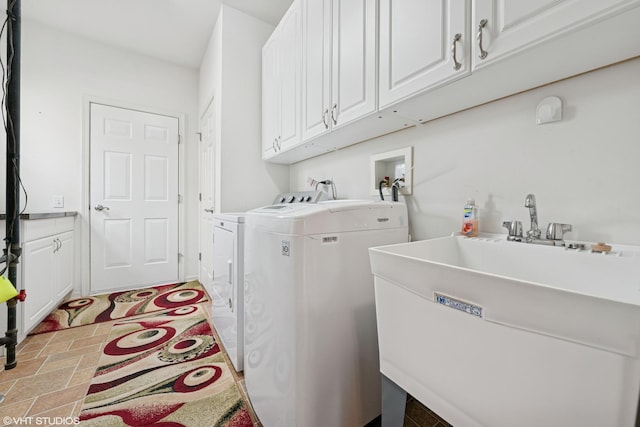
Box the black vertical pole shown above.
[3,0,21,370]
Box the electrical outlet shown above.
[52,195,64,208]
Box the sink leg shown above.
[382,375,407,427]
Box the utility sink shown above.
[369,234,640,427]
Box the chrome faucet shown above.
[524,194,541,239]
[503,194,572,247]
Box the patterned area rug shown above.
[29,281,209,335]
[79,304,253,426]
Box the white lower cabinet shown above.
[22,236,57,332]
[22,218,75,334]
[7,216,76,340]
[53,231,74,302]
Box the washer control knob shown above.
[286,195,295,203]
[279,196,286,203]
[305,195,312,202]
[298,195,305,202]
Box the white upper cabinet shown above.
[279,2,302,151]
[262,34,280,159]
[302,0,377,141]
[385,0,640,123]
[331,0,378,128]
[262,0,302,159]
[379,0,470,109]
[472,0,639,70]
[264,0,640,163]
[301,0,331,140]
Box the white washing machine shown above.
[244,198,408,427]
[211,213,245,372]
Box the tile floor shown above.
[404,397,452,427]
[0,298,448,427]
[0,320,114,423]
[0,302,261,426]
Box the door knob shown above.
[204,208,214,213]
[94,204,110,211]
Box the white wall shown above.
[2,20,201,289]
[291,58,640,246]
[199,5,289,213]
[199,10,222,116]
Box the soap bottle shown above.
[461,198,479,237]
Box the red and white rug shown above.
[29,281,209,335]
[78,304,253,426]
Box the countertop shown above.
[0,211,78,220]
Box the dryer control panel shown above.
[272,191,329,204]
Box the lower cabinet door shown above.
[54,231,74,301]
[22,237,55,332]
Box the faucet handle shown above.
[546,223,572,240]
[502,220,523,239]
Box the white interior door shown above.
[90,103,179,293]
[199,98,216,293]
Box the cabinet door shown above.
[379,0,470,109]
[278,0,302,151]
[22,237,55,332]
[331,0,377,128]
[473,0,639,70]
[262,32,280,159]
[54,231,74,301]
[212,226,238,363]
[301,0,332,141]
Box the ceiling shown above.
[22,0,293,69]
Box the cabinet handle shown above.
[277,136,282,150]
[331,104,338,125]
[451,33,462,70]
[273,137,278,152]
[228,258,234,312]
[53,238,61,253]
[477,19,488,60]
[322,109,329,129]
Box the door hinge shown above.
[199,193,202,202]
[178,194,182,204]
[198,252,202,261]
[196,132,202,142]
[178,252,183,262]
[177,134,182,144]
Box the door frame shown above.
[198,94,216,289]
[81,96,186,296]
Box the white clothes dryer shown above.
[211,212,245,372]
[244,199,408,427]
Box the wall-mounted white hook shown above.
[536,96,562,125]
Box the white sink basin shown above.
[369,234,640,427]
